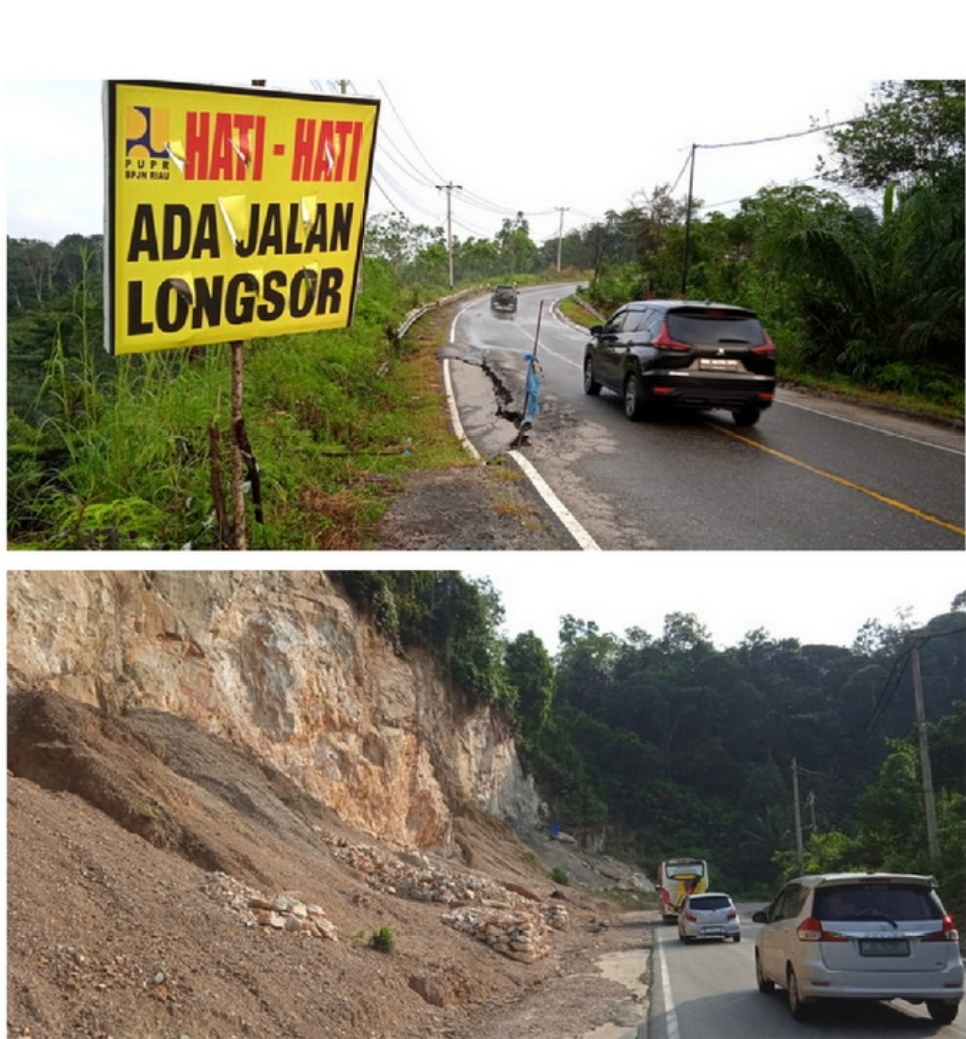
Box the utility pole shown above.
[681,144,696,297]
[910,639,941,862]
[555,206,570,270]
[435,182,463,289]
[791,758,804,874]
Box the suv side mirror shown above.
[589,325,603,336]
[752,909,768,924]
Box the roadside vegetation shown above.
[340,571,966,923]
[7,80,962,549]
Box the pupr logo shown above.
[124,106,172,181]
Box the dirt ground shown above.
[371,462,576,551]
[6,690,656,1039]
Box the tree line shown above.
[336,571,965,917]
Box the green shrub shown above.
[369,924,395,953]
[551,867,570,886]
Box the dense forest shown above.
[7,80,963,549]
[335,571,966,919]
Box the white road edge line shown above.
[507,449,602,551]
[442,356,482,463]
[657,932,680,1039]
[776,396,964,455]
[444,300,601,552]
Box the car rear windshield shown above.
[814,883,942,921]
[689,895,732,910]
[667,310,765,347]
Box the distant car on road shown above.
[582,299,776,426]
[491,284,518,313]
[678,892,741,943]
[753,872,964,1024]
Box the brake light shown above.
[727,910,738,920]
[922,915,960,942]
[796,917,847,942]
[684,911,697,922]
[652,322,691,350]
[751,331,776,354]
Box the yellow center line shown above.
[710,423,966,538]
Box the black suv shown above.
[583,300,776,426]
[491,284,518,313]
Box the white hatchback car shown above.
[678,892,741,943]
[753,872,964,1024]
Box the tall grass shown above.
[8,260,468,550]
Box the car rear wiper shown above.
[855,910,899,928]
[716,337,751,344]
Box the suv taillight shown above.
[652,322,691,350]
[922,915,960,942]
[684,911,697,922]
[796,917,847,942]
[751,331,776,354]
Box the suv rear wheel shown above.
[927,1000,960,1025]
[623,372,646,421]
[732,407,761,427]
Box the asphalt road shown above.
[446,285,965,551]
[648,911,966,1039]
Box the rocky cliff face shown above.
[6,570,543,850]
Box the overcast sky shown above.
[460,553,965,654]
[0,74,882,247]
[6,4,961,248]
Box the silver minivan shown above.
[753,872,963,1024]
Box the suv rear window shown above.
[813,883,942,921]
[689,895,732,910]
[667,310,765,347]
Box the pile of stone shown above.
[201,871,338,941]
[441,902,568,964]
[324,836,569,962]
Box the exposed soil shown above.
[7,690,656,1039]
[372,463,575,551]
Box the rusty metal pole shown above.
[230,340,248,549]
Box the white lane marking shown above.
[775,397,963,455]
[657,932,680,1039]
[507,311,583,368]
[508,450,601,551]
[446,299,599,551]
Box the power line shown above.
[863,624,966,737]
[694,119,854,151]
[377,79,448,185]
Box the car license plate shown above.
[703,927,723,935]
[698,358,740,371]
[859,939,910,957]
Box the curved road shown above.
[446,284,964,550]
